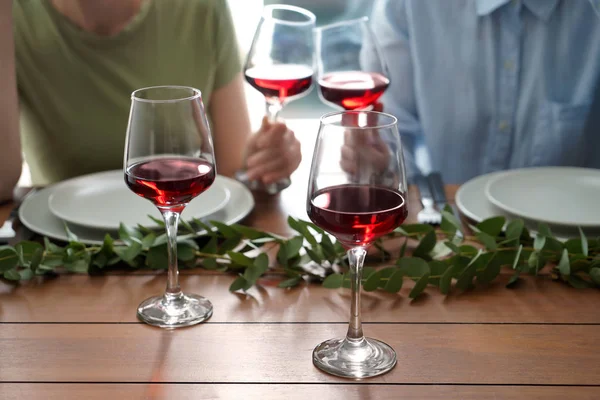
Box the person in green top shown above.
[0,0,301,199]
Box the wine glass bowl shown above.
[124,86,215,328]
[316,17,390,111]
[237,4,316,194]
[307,110,407,378]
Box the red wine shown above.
[318,71,390,110]
[125,157,215,209]
[245,64,313,102]
[308,184,407,247]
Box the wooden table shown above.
[1,120,600,399]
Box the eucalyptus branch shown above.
[1,209,599,297]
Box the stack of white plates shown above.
[456,167,600,238]
[19,170,255,245]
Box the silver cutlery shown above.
[428,171,463,237]
[415,174,442,225]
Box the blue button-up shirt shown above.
[369,0,600,183]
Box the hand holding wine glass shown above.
[316,17,390,111]
[307,110,407,378]
[237,4,315,194]
[124,86,215,328]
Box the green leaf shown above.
[286,236,304,259]
[209,221,239,239]
[19,269,34,280]
[64,259,88,273]
[512,245,523,270]
[537,223,553,238]
[428,260,449,286]
[3,268,20,281]
[506,271,521,288]
[320,234,338,260]
[278,276,302,288]
[177,241,197,262]
[575,229,588,256]
[217,236,242,254]
[63,223,79,242]
[533,234,546,252]
[505,219,524,241]
[458,245,478,256]
[476,254,501,284]
[397,257,430,280]
[383,269,404,293]
[44,237,64,254]
[476,231,497,251]
[114,241,142,264]
[322,273,344,289]
[558,248,570,276]
[363,270,381,292]
[439,266,454,295]
[440,210,462,235]
[202,258,219,270]
[29,248,43,273]
[147,215,165,227]
[200,236,218,254]
[180,219,196,234]
[568,275,594,289]
[118,223,143,246]
[243,259,268,283]
[590,268,600,285]
[444,241,461,254]
[287,217,318,247]
[145,244,168,269]
[254,253,269,270]
[231,224,272,240]
[0,247,19,273]
[413,230,436,259]
[306,247,323,264]
[409,273,430,299]
[277,242,288,266]
[14,241,43,265]
[476,216,505,237]
[228,251,254,267]
[399,238,408,258]
[141,233,156,248]
[397,224,434,235]
[229,275,252,292]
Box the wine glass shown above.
[315,17,390,111]
[237,4,316,194]
[124,86,215,328]
[306,110,408,378]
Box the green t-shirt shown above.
[13,0,241,185]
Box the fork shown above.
[415,174,442,225]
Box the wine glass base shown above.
[137,293,213,329]
[235,170,290,194]
[313,337,397,379]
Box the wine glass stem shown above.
[346,247,366,341]
[161,209,182,298]
[266,101,282,122]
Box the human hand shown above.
[244,116,302,185]
[339,103,391,178]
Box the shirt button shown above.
[498,121,510,132]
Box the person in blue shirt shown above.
[368,0,600,184]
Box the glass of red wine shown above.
[236,4,315,194]
[316,17,390,111]
[124,86,215,328]
[307,110,408,378]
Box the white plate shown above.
[48,170,230,231]
[19,176,254,245]
[485,167,600,228]
[456,171,507,224]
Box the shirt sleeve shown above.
[212,0,242,90]
[367,0,423,181]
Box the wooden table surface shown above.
[1,120,600,400]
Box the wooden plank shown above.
[1,324,598,384]
[2,273,599,323]
[1,384,599,400]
